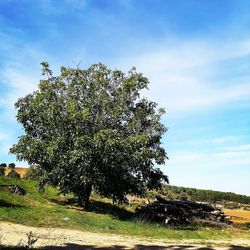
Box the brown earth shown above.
[4,167,28,178]
[0,222,250,250]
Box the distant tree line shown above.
[0,163,20,178]
[159,185,250,205]
[2,161,249,205]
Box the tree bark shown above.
[77,183,92,209]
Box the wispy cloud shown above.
[211,136,243,144]
[0,130,12,155]
[173,153,205,161]
[2,67,39,95]
[223,144,250,151]
[216,151,250,158]
[168,148,250,195]
[0,131,9,141]
[0,67,39,124]
[119,38,250,113]
[172,135,244,146]
[0,0,249,194]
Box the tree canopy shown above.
[10,62,168,206]
[8,163,16,169]
[0,163,7,168]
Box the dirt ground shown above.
[0,222,250,250]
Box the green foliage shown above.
[1,177,249,240]
[10,62,168,206]
[0,164,5,176]
[0,163,7,168]
[8,163,16,169]
[7,170,21,179]
[160,185,250,204]
[0,168,4,176]
[24,165,42,180]
[244,222,250,229]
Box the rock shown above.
[9,185,26,195]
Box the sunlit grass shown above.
[0,177,249,240]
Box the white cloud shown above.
[173,135,243,146]
[215,151,250,160]
[1,67,38,94]
[211,136,243,144]
[174,153,205,161]
[0,130,12,155]
[2,67,39,95]
[223,144,250,151]
[170,148,250,170]
[119,39,250,113]
[0,66,39,124]
[0,144,10,156]
[0,131,8,141]
[167,148,250,195]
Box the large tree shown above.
[10,62,168,207]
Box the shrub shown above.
[0,166,5,176]
[7,170,20,179]
[24,165,41,180]
[0,163,7,168]
[0,163,7,176]
[8,163,16,169]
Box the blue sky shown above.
[0,0,249,195]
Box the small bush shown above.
[0,163,7,168]
[244,222,250,229]
[24,165,42,180]
[0,163,7,176]
[17,231,38,248]
[7,170,21,179]
[8,163,16,169]
[0,167,5,176]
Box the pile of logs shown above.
[136,195,232,227]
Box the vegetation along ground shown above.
[0,177,250,245]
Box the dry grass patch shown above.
[224,209,250,224]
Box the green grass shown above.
[0,177,249,240]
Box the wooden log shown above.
[210,210,221,216]
[136,196,232,227]
[198,219,233,228]
[155,196,214,212]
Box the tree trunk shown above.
[77,183,92,209]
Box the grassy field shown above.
[0,177,250,240]
[4,168,28,178]
[224,209,250,224]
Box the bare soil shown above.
[0,222,250,249]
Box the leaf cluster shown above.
[7,170,21,179]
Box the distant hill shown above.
[1,176,250,241]
[4,167,28,178]
[151,185,250,207]
[2,166,249,207]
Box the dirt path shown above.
[0,222,250,249]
